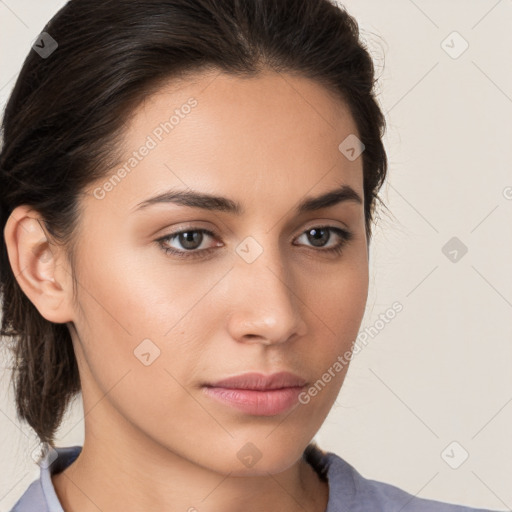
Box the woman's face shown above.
[66,69,369,474]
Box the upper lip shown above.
[205,371,307,390]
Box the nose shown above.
[225,242,308,346]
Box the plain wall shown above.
[1,1,511,511]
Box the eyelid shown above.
[299,218,351,234]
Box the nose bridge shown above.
[226,234,307,344]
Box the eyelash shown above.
[156,225,353,260]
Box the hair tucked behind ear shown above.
[0,0,388,449]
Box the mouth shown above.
[202,371,307,416]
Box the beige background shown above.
[1,1,511,510]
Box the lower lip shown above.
[202,386,304,416]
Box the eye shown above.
[156,225,353,260]
[156,228,220,259]
[294,226,353,256]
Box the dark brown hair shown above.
[0,0,388,449]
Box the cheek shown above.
[70,253,209,437]
[303,254,368,338]
[71,239,222,390]
[297,255,368,393]
[75,234,216,335]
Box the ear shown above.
[3,205,75,324]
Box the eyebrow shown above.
[131,184,362,215]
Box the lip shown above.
[202,372,307,416]
[205,371,307,390]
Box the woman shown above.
[0,0,504,511]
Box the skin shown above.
[5,69,369,512]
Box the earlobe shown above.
[4,205,75,324]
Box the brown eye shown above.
[295,226,353,255]
[156,228,220,259]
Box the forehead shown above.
[86,69,363,216]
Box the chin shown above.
[218,438,307,477]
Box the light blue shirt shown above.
[9,444,504,511]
